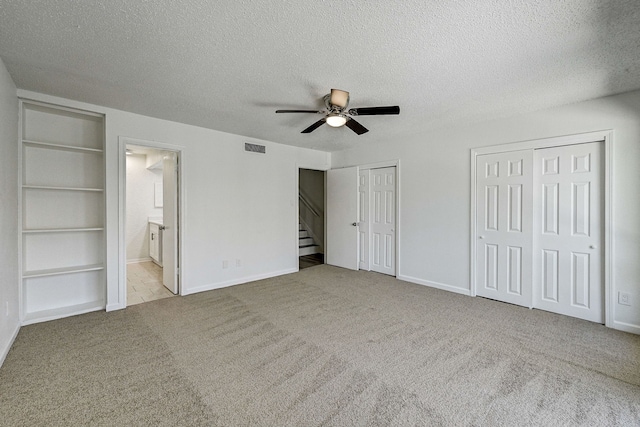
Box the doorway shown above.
[472,131,612,324]
[298,168,325,269]
[118,137,183,308]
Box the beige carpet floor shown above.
[1,265,639,426]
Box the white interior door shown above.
[370,167,396,276]
[533,142,603,322]
[162,152,178,294]
[326,167,359,270]
[358,170,370,270]
[476,150,533,306]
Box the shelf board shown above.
[23,264,104,278]
[23,227,104,234]
[22,300,105,325]
[22,185,104,192]
[23,139,103,154]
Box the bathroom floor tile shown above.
[126,261,176,306]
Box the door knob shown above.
[159,225,166,231]
[590,245,597,249]
[351,222,358,226]
[479,235,485,239]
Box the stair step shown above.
[299,237,314,246]
[299,245,320,256]
[299,230,309,238]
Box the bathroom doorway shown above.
[123,143,181,306]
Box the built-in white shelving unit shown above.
[20,101,106,324]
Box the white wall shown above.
[17,89,330,311]
[333,89,640,334]
[0,57,19,364]
[126,153,163,262]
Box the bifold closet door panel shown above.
[533,142,604,323]
[23,145,103,188]
[23,189,104,229]
[24,271,104,313]
[476,150,533,307]
[23,232,104,272]
[23,104,103,149]
[369,167,396,276]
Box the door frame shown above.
[296,163,330,270]
[296,164,329,270]
[357,160,401,277]
[470,130,613,326]
[115,136,186,309]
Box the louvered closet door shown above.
[476,150,533,306]
[533,142,603,323]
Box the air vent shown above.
[245,143,266,154]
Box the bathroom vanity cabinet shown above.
[149,220,163,266]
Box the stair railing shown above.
[299,191,320,218]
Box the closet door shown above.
[358,170,370,271]
[476,150,533,307]
[369,167,396,276]
[533,142,604,323]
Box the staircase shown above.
[299,222,320,256]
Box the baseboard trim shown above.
[127,258,152,264]
[184,268,298,295]
[611,320,640,335]
[0,322,20,368]
[398,274,471,296]
[106,302,125,312]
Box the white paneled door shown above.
[162,152,179,294]
[533,142,603,322]
[475,142,604,323]
[358,170,370,271]
[369,167,396,275]
[476,150,534,307]
[327,167,359,270]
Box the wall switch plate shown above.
[222,260,228,269]
[5,301,8,317]
[618,292,631,306]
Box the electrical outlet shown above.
[618,292,631,306]
[222,260,228,269]
[236,259,241,267]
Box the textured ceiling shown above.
[1,0,639,152]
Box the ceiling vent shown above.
[244,143,266,154]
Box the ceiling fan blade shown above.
[349,106,400,116]
[345,118,369,135]
[301,118,326,133]
[276,109,323,113]
[330,89,350,108]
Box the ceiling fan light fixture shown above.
[330,89,350,109]
[326,113,347,127]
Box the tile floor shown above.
[127,261,175,306]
